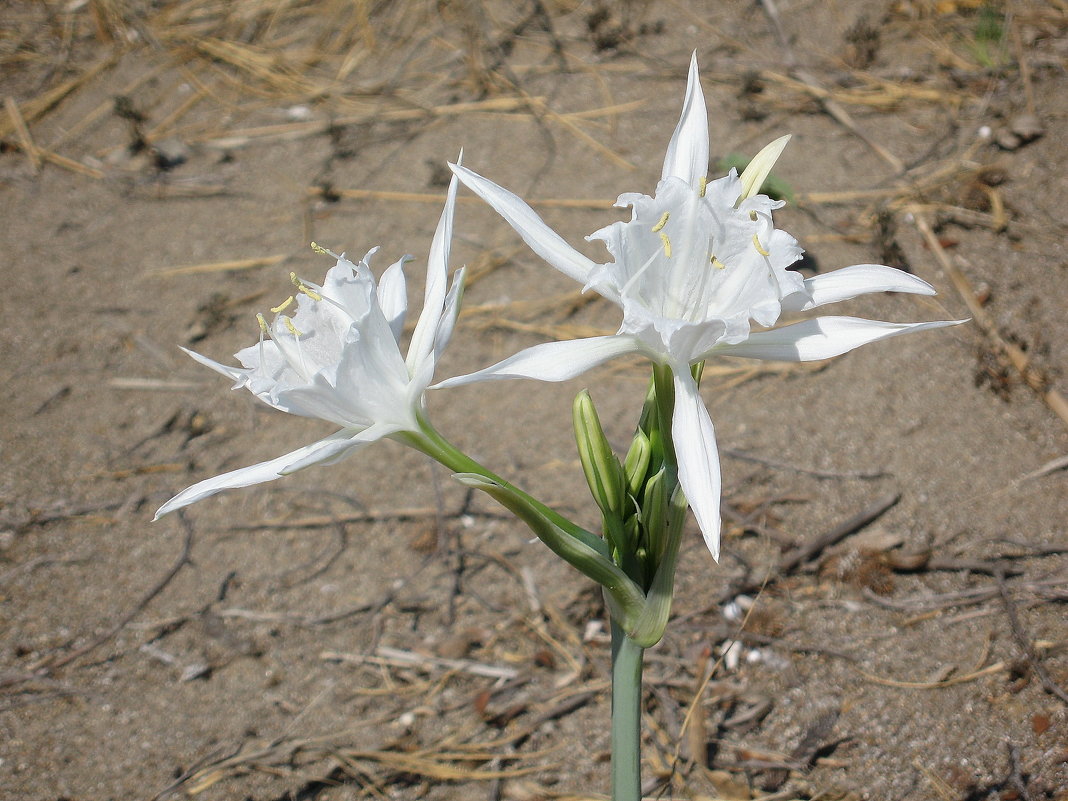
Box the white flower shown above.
[437,53,963,560]
[155,171,465,519]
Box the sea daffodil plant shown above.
[155,55,962,801]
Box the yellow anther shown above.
[698,176,707,198]
[270,295,295,314]
[659,232,672,258]
[749,210,759,222]
[310,241,328,255]
[711,255,727,270]
[288,271,323,301]
[256,313,270,335]
[751,234,770,257]
[282,316,303,337]
[651,212,670,233]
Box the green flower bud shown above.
[639,467,667,565]
[623,430,652,498]
[573,390,625,516]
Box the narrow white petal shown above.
[711,316,967,362]
[280,423,400,473]
[433,335,642,388]
[780,264,937,313]
[450,163,599,285]
[660,51,709,190]
[378,257,409,342]
[671,370,722,560]
[434,265,467,360]
[408,162,460,373]
[153,430,370,519]
[737,135,791,203]
[182,346,247,385]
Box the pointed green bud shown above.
[623,429,652,498]
[639,467,667,564]
[573,390,625,516]
[737,134,791,204]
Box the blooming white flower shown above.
[155,171,465,519]
[438,53,963,560]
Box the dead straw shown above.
[145,254,289,277]
[911,211,1068,430]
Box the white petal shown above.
[711,316,967,362]
[182,346,248,386]
[737,135,791,203]
[780,264,937,313]
[434,265,467,360]
[280,423,401,473]
[378,256,409,342]
[671,369,722,560]
[450,163,599,285]
[153,430,378,519]
[660,51,709,191]
[408,161,460,374]
[433,335,642,388]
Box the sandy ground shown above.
[2,1,1067,799]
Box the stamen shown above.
[710,255,727,270]
[651,212,670,233]
[256,313,270,335]
[659,232,672,258]
[698,176,707,198]
[270,296,295,314]
[310,241,329,255]
[283,316,303,337]
[749,210,758,222]
[751,234,770,257]
[289,271,324,301]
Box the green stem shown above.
[610,618,645,801]
[400,413,608,557]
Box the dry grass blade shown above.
[174,730,551,796]
[760,69,965,110]
[912,211,1068,430]
[0,53,117,139]
[321,647,521,680]
[857,659,1007,689]
[310,186,613,210]
[146,254,289,277]
[5,96,41,172]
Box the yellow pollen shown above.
[270,295,295,314]
[651,212,670,233]
[698,176,707,198]
[711,255,727,270]
[749,210,759,222]
[283,316,303,337]
[256,313,270,335]
[752,234,770,257]
[659,232,672,258]
[310,241,328,255]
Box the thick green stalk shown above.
[610,619,645,801]
[400,413,607,557]
[397,414,650,625]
